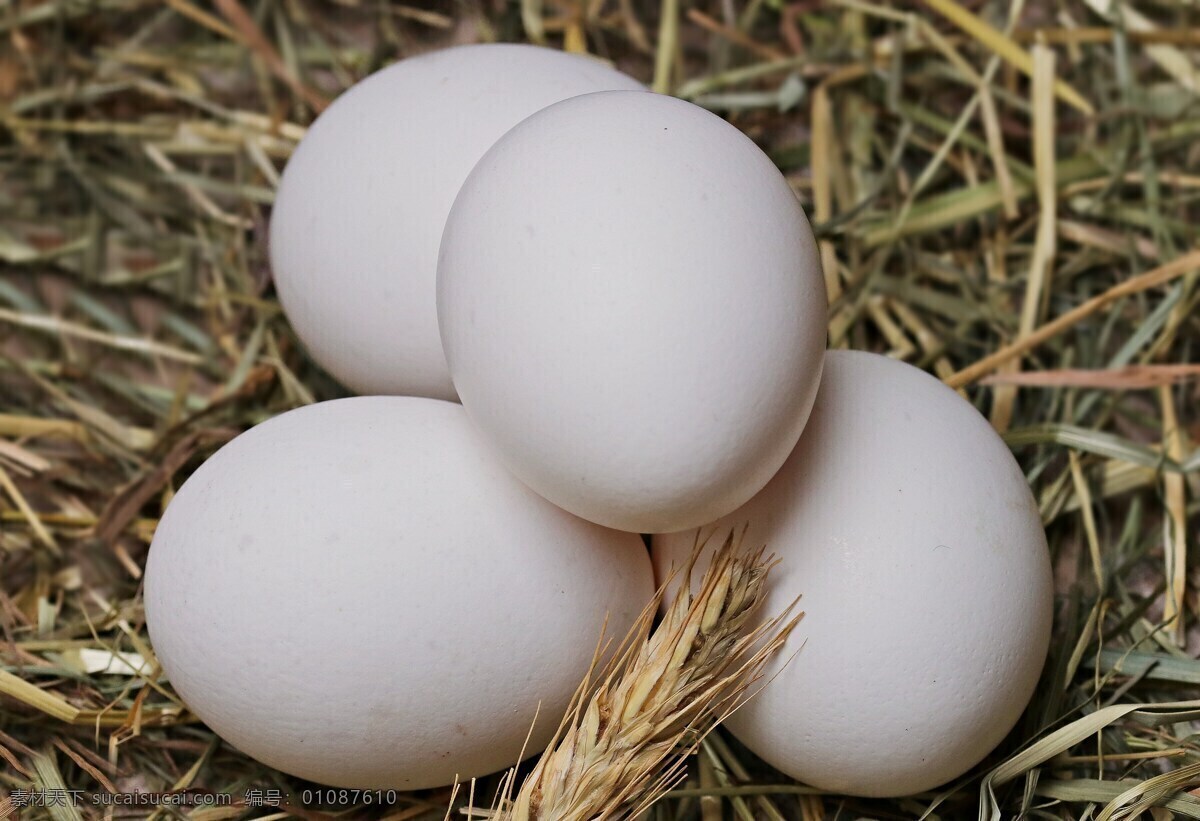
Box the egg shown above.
[269,45,643,399]
[651,351,1053,796]
[144,397,653,789]
[437,90,827,533]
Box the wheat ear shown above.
[483,529,801,821]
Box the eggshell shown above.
[651,351,1053,796]
[437,91,827,533]
[144,397,653,789]
[269,45,643,399]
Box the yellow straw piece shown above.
[921,0,1095,115]
[0,669,81,723]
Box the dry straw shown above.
[457,531,801,821]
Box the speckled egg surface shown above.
[437,90,827,533]
[652,350,1053,796]
[145,397,653,789]
[269,44,643,399]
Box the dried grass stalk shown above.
[472,531,801,821]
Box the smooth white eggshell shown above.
[145,397,653,789]
[437,91,827,533]
[652,351,1053,796]
[269,45,643,399]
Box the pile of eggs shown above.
[144,44,1053,797]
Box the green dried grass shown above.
[0,0,1198,819]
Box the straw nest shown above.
[1,0,1199,819]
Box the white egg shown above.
[437,91,827,533]
[652,351,1053,796]
[144,397,653,789]
[269,45,643,399]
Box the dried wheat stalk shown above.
[470,530,801,821]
